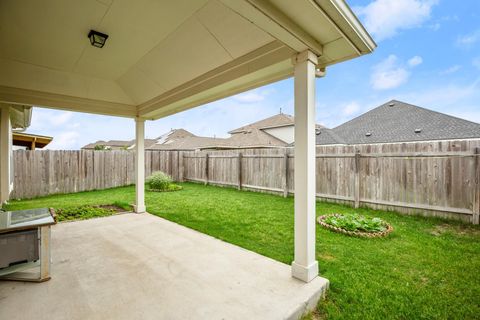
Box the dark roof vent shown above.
[365,132,372,137]
[315,128,321,135]
[388,102,395,107]
[414,128,422,133]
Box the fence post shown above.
[204,153,209,185]
[283,149,289,197]
[178,151,184,182]
[473,147,480,225]
[237,152,243,190]
[168,151,173,177]
[354,149,361,209]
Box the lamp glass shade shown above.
[88,30,108,48]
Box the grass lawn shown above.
[4,182,480,319]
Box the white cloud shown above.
[473,57,480,70]
[440,65,461,75]
[342,102,361,116]
[231,88,274,103]
[232,91,265,103]
[428,23,440,31]
[408,56,423,67]
[46,131,80,150]
[28,107,134,149]
[371,55,410,90]
[399,78,480,107]
[354,0,438,42]
[51,112,73,125]
[147,82,288,139]
[396,78,480,123]
[457,30,480,46]
[29,110,73,131]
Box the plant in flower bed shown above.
[55,205,119,222]
[146,171,182,192]
[318,213,393,237]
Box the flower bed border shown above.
[147,185,183,193]
[317,214,393,238]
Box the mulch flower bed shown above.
[317,214,394,238]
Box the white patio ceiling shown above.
[0,0,375,119]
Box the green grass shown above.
[4,182,480,319]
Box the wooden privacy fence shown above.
[11,139,480,224]
[11,150,181,200]
[181,140,480,224]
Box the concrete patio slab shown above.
[0,213,328,320]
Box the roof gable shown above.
[229,113,294,134]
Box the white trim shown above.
[322,0,376,52]
[259,123,294,130]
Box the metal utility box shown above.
[0,208,56,282]
[0,229,39,269]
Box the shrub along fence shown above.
[11,139,480,224]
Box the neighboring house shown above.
[144,129,197,150]
[13,132,53,150]
[147,135,228,151]
[82,140,134,150]
[86,114,326,151]
[315,100,480,145]
[148,129,194,146]
[228,113,295,144]
[82,129,198,151]
[147,115,297,151]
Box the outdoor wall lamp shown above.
[88,30,109,48]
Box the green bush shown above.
[94,145,107,150]
[323,213,388,232]
[146,171,173,191]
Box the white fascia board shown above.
[315,0,376,54]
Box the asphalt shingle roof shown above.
[318,100,480,145]
[147,136,228,150]
[229,113,294,134]
[314,126,346,145]
[82,140,133,149]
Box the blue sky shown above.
[29,0,480,149]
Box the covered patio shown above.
[0,0,374,317]
[1,213,328,319]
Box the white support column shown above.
[134,118,146,213]
[292,50,319,282]
[0,105,12,204]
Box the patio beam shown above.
[0,105,12,204]
[0,86,136,119]
[134,118,146,213]
[292,50,318,282]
